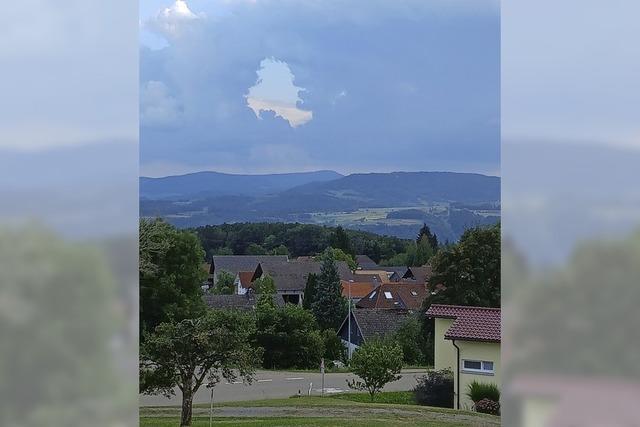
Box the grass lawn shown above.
[331,391,417,405]
[140,416,462,426]
[142,395,500,427]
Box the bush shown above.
[321,329,346,362]
[474,398,500,415]
[413,369,454,408]
[466,381,500,403]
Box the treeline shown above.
[192,222,410,263]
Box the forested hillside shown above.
[193,222,411,263]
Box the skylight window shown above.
[384,291,393,299]
[411,291,418,296]
[369,291,377,299]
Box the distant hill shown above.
[140,170,500,242]
[140,170,344,200]
[266,171,500,209]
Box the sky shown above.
[139,0,500,177]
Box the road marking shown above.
[257,379,273,382]
[285,377,305,381]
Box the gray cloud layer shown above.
[140,0,499,176]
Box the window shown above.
[410,290,418,296]
[369,291,377,299]
[384,291,393,299]
[462,360,495,374]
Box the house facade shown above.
[426,304,501,410]
[337,308,409,354]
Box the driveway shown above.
[140,369,428,406]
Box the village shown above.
[202,251,500,411]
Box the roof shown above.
[238,271,255,289]
[356,255,378,269]
[356,282,428,310]
[353,272,385,284]
[341,281,377,299]
[258,259,354,291]
[403,266,432,284]
[212,255,288,276]
[203,293,284,310]
[343,309,410,340]
[425,304,501,342]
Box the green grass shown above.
[332,391,417,405]
[140,416,463,427]
[143,396,491,418]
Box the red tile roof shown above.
[356,283,428,310]
[341,281,377,298]
[238,271,255,289]
[426,304,501,342]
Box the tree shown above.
[212,270,235,295]
[140,219,206,338]
[302,273,318,310]
[330,226,354,256]
[331,247,357,272]
[347,340,403,400]
[394,315,429,365]
[255,304,324,369]
[425,223,500,308]
[311,249,348,330]
[253,274,276,294]
[271,244,290,256]
[140,310,258,426]
[417,223,439,253]
[246,243,267,255]
[414,235,435,266]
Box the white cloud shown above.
[245,57,312,128]
[145,0,201,40]
[141,81,183,128]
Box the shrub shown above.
[474,398,500,415]
[321,329,346,362]
[466,381,500,403]
[413,369,454,408]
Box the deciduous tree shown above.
[140,219,206,338]
[140,310,258,426]
[347,340,403,400]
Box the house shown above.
[256,258,356,305]
[354,269,396,283]
[356,282,428,310]
[341,280,377,303]
[337,308,409,354]
[402,265,432,284]
[355,254,379,270]
[425,304,501,410]
[380,266,408,282]
[209,255,289,284]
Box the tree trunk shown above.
[180,383,194,426]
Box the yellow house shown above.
[426,304,501,410]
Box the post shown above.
[321,358,325,398]
[208,387,214,427]
[347,283,352,360]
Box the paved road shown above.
[141,369,428,406]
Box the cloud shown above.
[140,0,500,175]
[245,58,312,128]
[141,81,183,128]
[145,0,201,40]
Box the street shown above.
[140,369,428,406]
